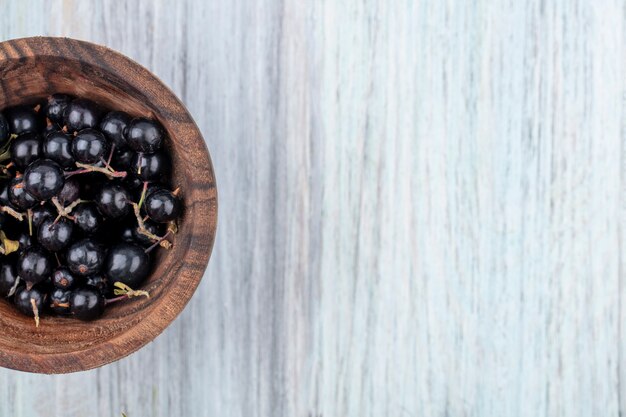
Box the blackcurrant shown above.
[53,266,77,290]
[70,287,105,321]
[50,288,71,314]
[14,230,32,253]
[44,94,73,125]
[14,286,47,317]
[17,246,52,286]
[100,111,130,150]
[134,151,169,182]
[104,242,151,288]
[66,238,105,276]
[43,131,75,168]
[72,128,109,164]
[96,183,131,218]
[126,117,164,153]
[31,204,55,229]
[10,132,42,169]
[56,177,80,205]
[38,218,74,252]
[85,274,107,293]
[73,203,102,234]
[23,159,65,201]
[145,189,181,223]
[63,98,102,132]
[0,260,19,297]
[5,106,41,135]
[9,176,38,210]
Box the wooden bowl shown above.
[0,37,218,373]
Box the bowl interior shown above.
[0,38,216,373]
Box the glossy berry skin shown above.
[14,230,33,253]
[145,189,181,223]
[56,177,80,205]
[73,203,102,234]
[50,288,72,314]
[0,260,19,297]
[96,183,131,219]
[53,266,76,290]
[23,159,65,201]
[63,98,101,132]
[70,287,105,321]
[105,242,151,288]
[111,148,134,171]
[0,113,9,144]
[9,177,38,210]
[72,128,109,164]
[134,151,169,182]
[126,118,164,153]
[100,111,130,149]
[44,94,73,124]
[43,131,74,168]
[85,274,107,293]
[31,204,55,229]
[5,106,41,135]
[10,132,42,169]
[66,238,105,276]
[17,246,52,286]
[38,218,74,252]
[15,286,47,317]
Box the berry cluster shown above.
[0,94,182,324]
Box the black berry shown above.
[66,238,105,276]
[17,246,52,286]
[72,128,109,164]
[105,242,151,288]
[63,98,102,132]
[70,287,105,320]
[23,159,65,201]
[145,189,181,223]
[126,118,164,153]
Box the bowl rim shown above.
[0,36,218,373]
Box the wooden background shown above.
[1,0,624,416]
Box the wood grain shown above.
[0,37,217,373]
[0,0,624,416]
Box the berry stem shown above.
[104,295,128,305]
[0,206,24,221]
[7,276,20,298]
[145,230,173,253]
[51,197,79,222]
[106,143,116,166]
[30,298,40,328]
[137,181,148,209]
[27,209,32,236]
[66,163,127,179]
[137,153,143,175]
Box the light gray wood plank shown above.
[0,0,625,416]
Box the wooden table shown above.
[1,0,624,416]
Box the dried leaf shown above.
[113,282,149,299]
[0,231,19,255]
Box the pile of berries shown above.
[0,94,182,324]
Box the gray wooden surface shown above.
[1,0,625,416]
